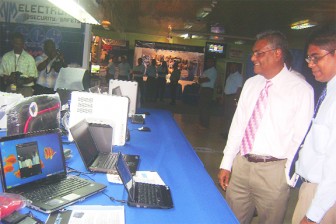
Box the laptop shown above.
[0,129,106,214]
[69,119,139,175]
[116,153,173,209]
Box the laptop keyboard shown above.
[99,154,118,168]
[22,177,90,202]
[137,183,162,205]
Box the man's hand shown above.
[218,169,231,191]
[300,216,316,224]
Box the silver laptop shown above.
[69,119,139,175]
[0,129,106,213]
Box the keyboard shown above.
[22,177,90,202]
[100,154,118,168]
[136,182,162,205]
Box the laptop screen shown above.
[69,119,99,167]
[0,131,65,191]
[116,153,135,200]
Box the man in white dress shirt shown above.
[292,25,336,224]
[217,30,314,224]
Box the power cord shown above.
[101,191,126,204]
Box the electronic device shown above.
[0,92,24,129]
[138,126,150,132]
[90,64,101,74]
[0,130,106,213]
[6,94,61,136]
[116,152,173,209]
[69,119,139,175]
[131,114,145,124]
[54,67,90,91]
[205,42,226,58]
[88,122,113,153]
[108,80,139,117]
[68,91,129,146]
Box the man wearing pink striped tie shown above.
[218,30,314,224]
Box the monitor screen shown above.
[205,42,226,58]
[91,64,100,74]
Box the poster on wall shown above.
[134,40,204,81]
[0,0,81,28]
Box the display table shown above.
[0,109,238,224]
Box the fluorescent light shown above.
[197,7,212,19]
[48,0,100,25]
[291,19,316,30]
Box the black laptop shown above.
[69,119,139,175]
[0,130,106,214]
[116,153,173,209]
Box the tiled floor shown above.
[143,99,298,224]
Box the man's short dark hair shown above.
[307,24,336,52]
[11,32,24,41]
[256,30,289,55]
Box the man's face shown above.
[251,39,279,78]
[12,37,24,54]
[44,43,54,57]
[306,44,336,83]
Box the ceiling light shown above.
[184,23,193,29]
[291,19,316,30]
[196,7,212,19]
[48,0,100,25]
[101,20,111,30]
[234,40,245,45]
[180,33,189,39]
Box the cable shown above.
[101,191,126,204]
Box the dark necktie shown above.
[289,87,327,186]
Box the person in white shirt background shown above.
[118,55,131,80]
[35,39,66,95]
[217,30,314,224]
[221,63,243,139]
[292,24,336,224]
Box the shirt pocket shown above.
[311,121,330,154]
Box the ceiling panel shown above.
[95,0,336,44]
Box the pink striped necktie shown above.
[241,80,272,155]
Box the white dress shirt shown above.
[224,71,243,95]
[296,75,336,222]
[220,66,314,183]
[200,66,217,88]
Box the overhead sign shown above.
[0,0,81,28]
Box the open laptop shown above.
[116,153,173,209]
[0,129,106,214]
[69,119,139,175]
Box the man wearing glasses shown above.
[292,25,336,224]
[218,30,314,223]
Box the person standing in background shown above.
[198,58,217,129]
[132,57,146,103]
[169,62,181,105]
[0,32,37,97]
[106,55,119,82]
[217,30,314,224]
[35,39,66,95]
[221,63,243,139]
[292,25,336,224]
[145,59,157,102]
[156,60,168,102]
[118,55,131,80]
